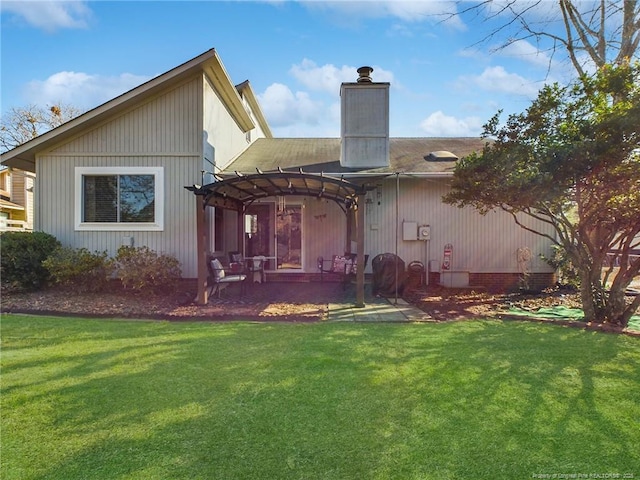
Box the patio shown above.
[204,279,426,322]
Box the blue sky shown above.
[1,1,578,138]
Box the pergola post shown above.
[195,195,209,305]
[355,194,366,308]
[237,209,244,255]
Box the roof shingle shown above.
[225,137,486,175]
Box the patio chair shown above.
[207,256,247,298]
[317,253,369,288]
[247,255,266,283]
[228,251,247,275]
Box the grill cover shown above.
[372,253,406,297]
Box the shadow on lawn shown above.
[355,322,640,478]
[5,319,638,479]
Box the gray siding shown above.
[202,76,267,255]
[202,76,258,173]
[51,78,201,155]
[365,177,555,274]
[37,154,200,276]
[35,74,268,278]
[218,177,555,276]
[36,78,203,277]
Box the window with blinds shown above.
[75,167,164,231]
[83,175,155,223]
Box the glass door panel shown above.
[276,204,302,269]
[244,204,274,270]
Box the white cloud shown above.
[290,59,394,95]
[301,0,465,29]
[268,59,396,136]
[458,66,541,99]
[1,1,92,32]
[258,82,324,128]
[24,71,151,109]
[419,111,483,137]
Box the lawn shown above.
[2,315,639,480]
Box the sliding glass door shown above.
[244,202,303,270]
[276,204,302,269]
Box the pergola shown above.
[185,169,372,307]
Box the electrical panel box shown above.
[121,236,134,247]
[403,221,418,240]
[418,225,431,241]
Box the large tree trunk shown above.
[579,265,604,322]
[579,264,635,328]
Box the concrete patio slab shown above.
[326,296,428,322]
[204,280,429,322]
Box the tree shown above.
[443,62,640,327]
[451,0,639,75]
[0,103,83,153]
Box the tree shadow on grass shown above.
[356,322,640,479]
[2,318,639,479]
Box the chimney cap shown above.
[357,66,374,83]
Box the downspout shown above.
[355,193,366,308]
[394,172,400,305]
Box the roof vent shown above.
[356,66,373,83]
[425,151,459,161]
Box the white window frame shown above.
[75,166,164,231]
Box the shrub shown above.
[542,244,580,289]
[43,247,114,293]
[114,246,181,293]
[0,231,61,291]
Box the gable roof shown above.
[223,137,487,176]
[1,49,269,172]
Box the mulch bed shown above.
[404,285,640,335]
[1,282,332,322]
[3,282,638,335]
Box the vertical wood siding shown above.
[217,178,555,277]
[37,154,201,276]
[364,177,556,274]
[304,197,346,271]
[202,76,259,172]
[51,78,201,155]
[37,78,203,277]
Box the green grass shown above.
[2,315,639,480]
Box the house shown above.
[0,166,34,231]
[1,49,556,305]
[1,49,271,280]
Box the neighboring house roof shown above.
[0,198,25,211]
[0,49,272,172]
[224,137,487,176]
